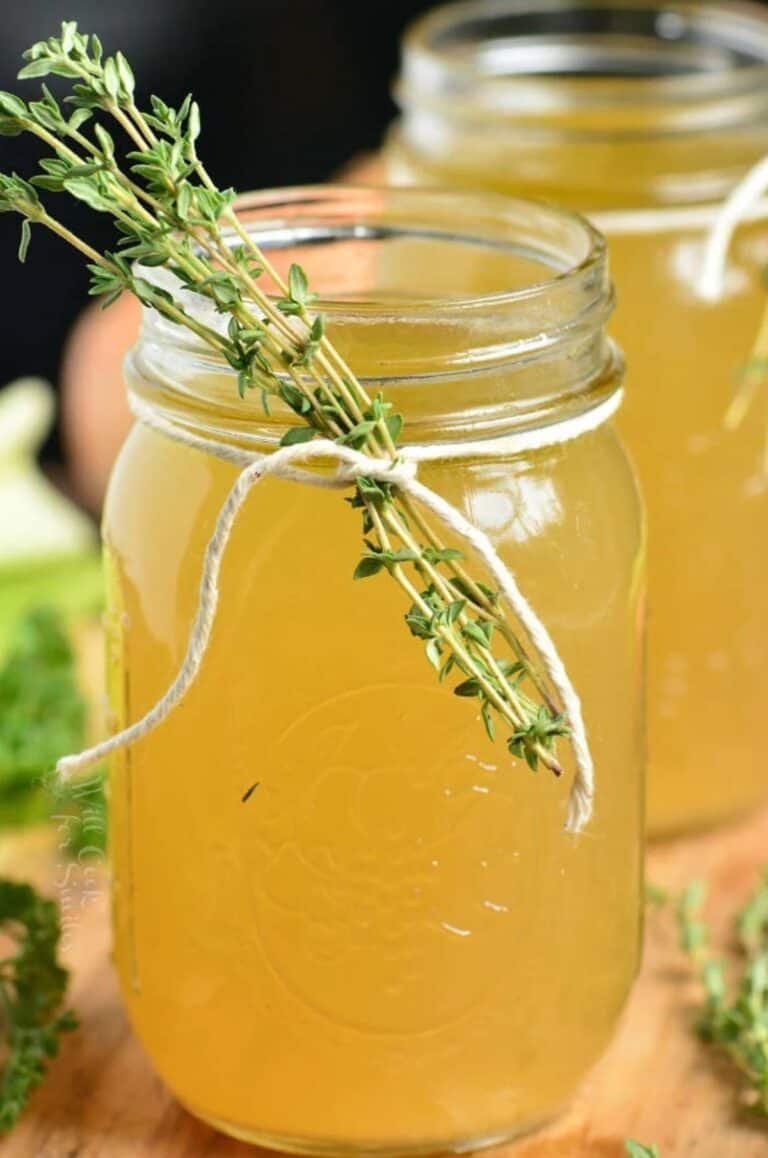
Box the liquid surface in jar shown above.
[105,381,643,1149]
[388,125,768,836]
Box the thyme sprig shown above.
[678,873,768,1114]
[0,23,572,778]
[0,879,76,1133]
[726,298,768,474]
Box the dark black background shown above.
[0,0,436,423]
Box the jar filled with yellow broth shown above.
[387,0,768,835]
[104,187,643,1153]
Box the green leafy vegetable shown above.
[0,879,76,1132]
[0,607,106,852]
[0,555,103,661]
[0,607,85,795]
[50,770,107,860]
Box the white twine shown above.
[592,197,768,240]
[700,157,768,302]
[57,388,623,833]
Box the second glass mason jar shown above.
[104,187,643,1152]
[388,0,768,835]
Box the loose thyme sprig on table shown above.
[0,23,571,778]
[678,873,768,1114]
[0,879,76,1133]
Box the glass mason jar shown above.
[104,187,644,1153]
[387,0,768,835]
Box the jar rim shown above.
[138,184,607,326]
[138,184,613,377]
[131,185,619,446]
[396,0,768,134]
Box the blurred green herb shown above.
[0,607,84,795]
[678,872,768,1114]
[726,306,768,474]
[645,882,668,909]
[738,868,768,953]
[0,879,76,1132]
[0,607,105,854]
[0,21,573,782]
[0,553,103,661]
[50,771,106,859]
[625,1142,659,1158]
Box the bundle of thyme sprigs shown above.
[678,872,768,1114]
[0,23,571,780]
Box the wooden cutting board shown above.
[4,805,768,1157]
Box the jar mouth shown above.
[396,0,768,134]
[132,185,618,446]
[138,185,612,379]
[140,185,606,325]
